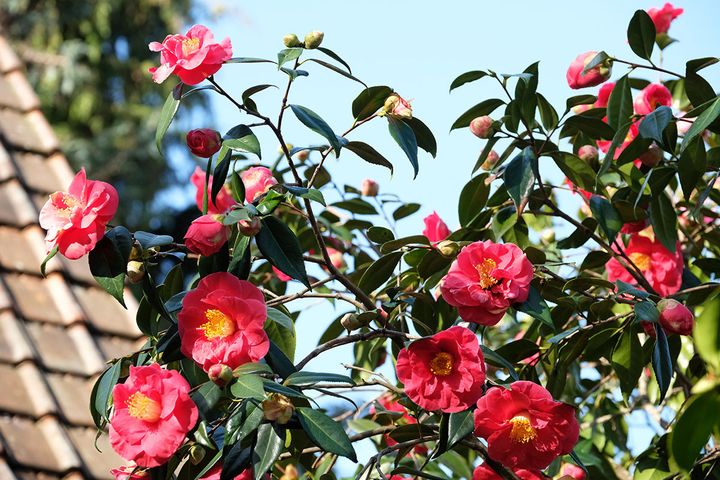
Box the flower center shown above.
[126,392,161,422]
[429,352,454,376]
[629,252,651,271]
[475,258,498,289]
[201,309,236,339]
[50,192,81,218]
[182,37,200,56]
[509,415,537,444]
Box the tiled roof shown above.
[0,33,143,479]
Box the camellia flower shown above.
[177,272,269,372]
[594,82,616,108]
[109,364,198,468]
[606,232,683,296]
[395,326,486,413]
[482,150,500,171]
[647,3,683,34]
[184,214,230,257]
[566,51,612,89]
[191,167,236,214]
[241,166,278,203]
[110,465,148,480]
[273,266,292,282]
[186,129,222,158]
[470,116,494,139]
[361,178,379,197]
[39,168,119,260]
[472,464,548,480]
[149,25,232,85]
[657,298,694,335]
[597,120,638,155]
[474,381,580,470]
[633,83,672,115]
[382,94,413,119]
[327,247,346,270]
[440,240,534,325]
[422,211,451,243]
[560,463,586,480]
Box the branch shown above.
[295,329,411,370]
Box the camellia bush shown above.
[38,4,720,480]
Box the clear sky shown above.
[164,0,720,472]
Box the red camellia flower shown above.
[633,83,673,115]
[657,298,694,335]
[39,168,119,260]
[273,266,292,282]
[109,364,198,468]
[472,464,548,480]
[184,214,230,257]
[177,272,269,372]
[594,82,616,108]
[474,381,580,470]
[186,128,222,157]
[110,465,148,480]
[566,51,612,89]
[606,232,684,296]
[149,25,232,85]
[647,3,683,34]
[241,166,278,203]
[440,240,534,325]
[190,167,236,214]
[422,211,451,243]
[395,326,486,413]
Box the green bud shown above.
[283,33,302,48]
[303,31,324,49]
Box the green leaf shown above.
[649,192,677,253]
[611,328,644,397]
[230,374,265,400]
[242,84,276,104]
[317,47,353,73]
[211,147,232,204]
[155,83,182,156]
[552,152,597,192]
[589,196,622,242]
[224,124,261,158]
[393,202,421,221]
[627,9,656,60]
[458,173,491,227]
[557,218,597,249]
[344,141,393,173]
[504,146,536,213]
[380,235,429,254]
[446,411,475,450]
[387,117,419,178]
[255,217,309,287]
[226,57,277,65]
[515,285,554,329]
[668,390,720,472]
[90,360,121,428]
[607,75,632,131]
[651,324,673,402]
[681,97,720,152]
[296,407,357,461]
[284,185,325,206]
[134,231,174,249]
[332,198,377,215]
[252,424,284,480]
[221,443,251,480]
[284,371,355,387]
[536,93,559,131]
[40,246,58,277]
[405,117,437,157]
[358,252,402,293]
[566,94,597,112]
[449,70,487,91]
[599,122,632,175]
[88,226,133,307]
[266,341,297,379]
[582,51,610,75]
[635,301,660,323]
[480,346,519,380]
[352,85,393,121]
[303,58,366,86]
[277,47,303,67]
[289,104,342,156]
[678,137,707,200]
[563,115,616,140]
[638,106,673,143]
[694,298,720,371]
[451,98,505,130]
[265,313,296,362]
[367,226,394,244]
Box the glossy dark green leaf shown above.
[557,218,597,249]
[552,152,597,192]
[255,216,309,287]
[480,346,519,380]
[536,93,559,131]
[155,83,182,156]
[344,141,393,173]
[446,410,475,450]
[332,198,377,215]
[638,106,673,143]
[611,328,643,397]
[627,10,656,60]
[515,285,554,329]
[387,117,419,178]
[303,58,366,86]
[451,98,504,130]
[504,147,535,213]
[226,57,277,65]
[566,94,597,112]
[358,252,402,293]
[380,235,429,254]
[472,137,500,173]
[589,196,622,242]
[221,443,251,480]
[352,85,393,121]
[635,301,660,323]
[284,371,355,387]
[458,173,491,227]
[393,203,421,221]
[284,185,325,206]
[211,147,232,204]
[252,424,284,480]
[693,298,720,371]
[563,115,616,140]
[134,231,174,249]
[296,407,357,461]
[367,226,394,244]
[581,51,610,75]
[449,70,487,91]
[289,104,342,156]
[90,360,121,428]
[317,47,353,73]
[678,137,707,200]
[652,324,673,402]
[88,226,133,307]
[266,341,297,379]
[265,316,296,362]
[599,122,632,175]
[668,390,720,472]
[681,97,720,152]
[223,124,261,158]
[230,374,265,400]
[607,75,632,131]
[649,192,677,253]
[405,117,437,157]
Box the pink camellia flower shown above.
[110,465,148,480]
[474,381,580,471]
[186,129,222,158]
[241,166,278,203]
[657,298,694,335]
[607,232,684,296]
[382,94,413,119]
[472,464,548,480]
[647,3,683,34]
[620,219,649,234]
[361,178,379,197]
[148,25,232,85]
[237,217,262,237]
[566,51,612,89]
[39,168,119,260]
[184,214,230,257]
[595,82,616,108]
[199,465,269,480]
[560,463,586,480]
[327,247,346,270]
[423,211,451,243]
[273,266,292,282]
[440,240,534,326]
[470,116,494,139]
[177,272,269,372]
[396,326,486,413]
[482,150,500,170]
[578,145,599,164]
[634,83,673,115]
[191,167,236,214]
[109,364,198,468]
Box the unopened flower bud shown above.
[639,143,663,168]
[470,116,494,139]
[303,31,324,49]
[278,143,293,155]
[127,261,145,284]
[361,179,379,197]
[186,129,222,158]
[381,94,413,119]
[481,150,500,171]
[541,229,555,243]
[578,145,599,168]
[208,363,234,386]
[237,217,262,237]
[295,149,310,161]
[657,298,694,336]
[436,240,459,257]
[560,463,586,480]
[341,313,363,331]
[262,393,294,424]
[283,34,302,48]
[189,444,205,465]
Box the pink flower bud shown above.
[184,214,229,257]
[237,217,262,237]
[481,150,500,170]
[361,178,379,197]
[295,149,310,161]
[240,166,278,203]
[560,463,586,480]
[647,3,683,34]
[382,94,413,119]
[111,465,148,480]
[207,363,234,386]
[470,116,494,139]
[186,129,222,158]
[578,145,599,164]
[658,298,694,336]
[422,211,451,243]
[566,51,612,89]
[638,143,663,168]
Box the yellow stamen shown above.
[629,252,651,271]
[200,309,236,339]
[126,392,161,422]
[429,352,454,376]
[509,415,537,444]
[182,38,200,56]
[475,258,498,289]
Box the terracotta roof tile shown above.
[0,283,12,311]
[57,257,95,285]
[65,428,122,479]
[72,286,141,338]
[12,152,69,195]
[0,227,45,274]
[0,38,21,73]
[0,144,15,182]
[0,312,32,363]
[0,458,18,480]
[0,181,37,227]
[96,335,145,362]
[44,375,95,427]
[0,363,54,418]
[0,416,80,473]
[0,110,59,154]
[3,274,83,325]
[0,72,39,112]
[24,323,105,376]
